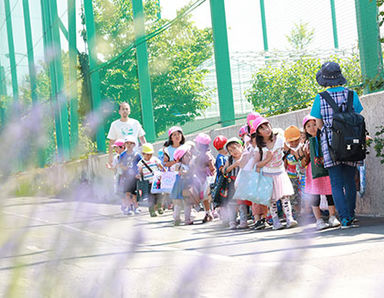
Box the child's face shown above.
[227,143,243,159]
[115,145,125,154]
[305,120,317,137]
[171,131,183,145]
[257,123,272,138]
[125,141,135,151]
[287,139,300,149]
[143,153,152,161]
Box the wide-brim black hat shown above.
[316,62,347,87]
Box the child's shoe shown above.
[157,208,164,215]
[254,218,266,230]
[272,217,284,230]
[174,219,181,226]
[185,220,194,225]
[202,213,213,223]
[286,218,298,228]
[229,222,237,230]
[316,218,329,230]
[134,208,141,215]
[237,222,248,229]
[340,218,351,229]
[328,216,340,228]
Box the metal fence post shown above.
[355,0,384,93]
[3,0,18,101]
[68,0,79,155]
[260,0,269,52]
[209,0,235,127]
[83,0,106,152]
[132,0,156,141]
[330,0,339,49]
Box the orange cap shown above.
[284,125,301,142]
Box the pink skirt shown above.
[305,163,332,195]
[265,171,294,201]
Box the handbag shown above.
[309,135,328,179]
[151,171,177,194]
[137,175,150,202]
[233,167,273,206]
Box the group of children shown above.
[107,111,342,231]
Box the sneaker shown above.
[174,219,181,226]
[272,217,284,230]
[229,222,237,230]
[126,209,134,216]
[349,217,360,228]
[254,219,266,230]
[316,218,329,230]
[202,213,213,223]
[328,216,340,228]
[157,208,164,215]
[150,211,157,217]
[340,218,351,229]
[237,222,248,229]
[286,218,298,229]
[185,220,194,225]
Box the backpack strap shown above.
[346,90,354,112]
[320,91,340,113]
[140,159,153,173]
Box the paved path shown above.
[1,196,383,298]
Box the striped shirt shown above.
[138,156,162,183]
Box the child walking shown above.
[245,125,270,230]
[212,135,228,218]
[189,133,216,223]
[170,145,194,226]
[252,117,298,230]
[138,143,165,217]
[106,139,135,215]
[223,137,247,229]
[301,115,340,230]
[284,125,306,220]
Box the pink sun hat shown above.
[194,133,211,145]
[168,126,183,137]
[251,117,269,134]
[238,125,248,137]
[174,145,189,161]
[302,115,317,128]
[113,139,125,147]
[246,112,261,127]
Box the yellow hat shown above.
[142,143,154,154]
[284,125,301,142]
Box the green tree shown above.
[92,0,213,135]
[245,53,362,116]
[286,22,314,51]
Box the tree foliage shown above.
[286,22,314,51]
[92,0,213,135]
[245,53,362,116]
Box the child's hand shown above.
[135,174,141,179]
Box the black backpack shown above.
[320,90,367,162]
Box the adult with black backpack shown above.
[310,62,366,229]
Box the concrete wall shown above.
[8,92,384,215]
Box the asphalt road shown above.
[1,196,383,298]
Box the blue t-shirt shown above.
[165,145,178,161]
[311,87,363,119]
[215,154,227,183]
[118,151,141,176]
